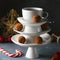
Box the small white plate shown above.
[17,17,47,26]
[11,34,51,47]
[13,27,51,36]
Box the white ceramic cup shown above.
[22,7,48,22]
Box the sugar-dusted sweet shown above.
[18,36,26,44]
[34,36,43,44]
[15,23,23,31]
[32,15,42,23]
[41,23,48,31]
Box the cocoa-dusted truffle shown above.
[32,15,42,23]
[34,36,43,44]
[18,36,26,44]
[41,23,48,31]
[15,23,23,31]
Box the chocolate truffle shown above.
[15,23,23,31]
[18,36,26,44]
[34,36,43,44]
[41,23,48,31]
[32,15,42,23]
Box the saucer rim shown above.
[11,34,51,47]
[17,17,47,26]
[13,27,51,36]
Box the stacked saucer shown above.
[14,7,50,35]
[11,7,51,59]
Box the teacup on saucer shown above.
[22,7,48,22]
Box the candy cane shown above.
[0,48,22,57]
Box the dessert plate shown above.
[13,27,51,36]
[17,17,47,26]
[11,34,51,47]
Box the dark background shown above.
[0,0,60,35]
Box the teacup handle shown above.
[42,11,48,20]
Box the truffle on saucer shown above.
[15,23,23,31]
[41,23,48,31]
[34,36,43,44]
[18,36,26,44]
[32,15,42,23]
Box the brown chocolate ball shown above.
[32,15,42,23]
[15,23,23,31]
[34,36,43,44]
[18,36,26,44]
[41,23,48,31]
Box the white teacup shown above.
[22,7,48,22]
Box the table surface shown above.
[0,43,60,60]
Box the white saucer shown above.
[17,17,47,26]
[13,27,51,36]
[11,34,51,47]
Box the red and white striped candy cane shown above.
[0,48,22,57]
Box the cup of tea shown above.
[22,7,48,22]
